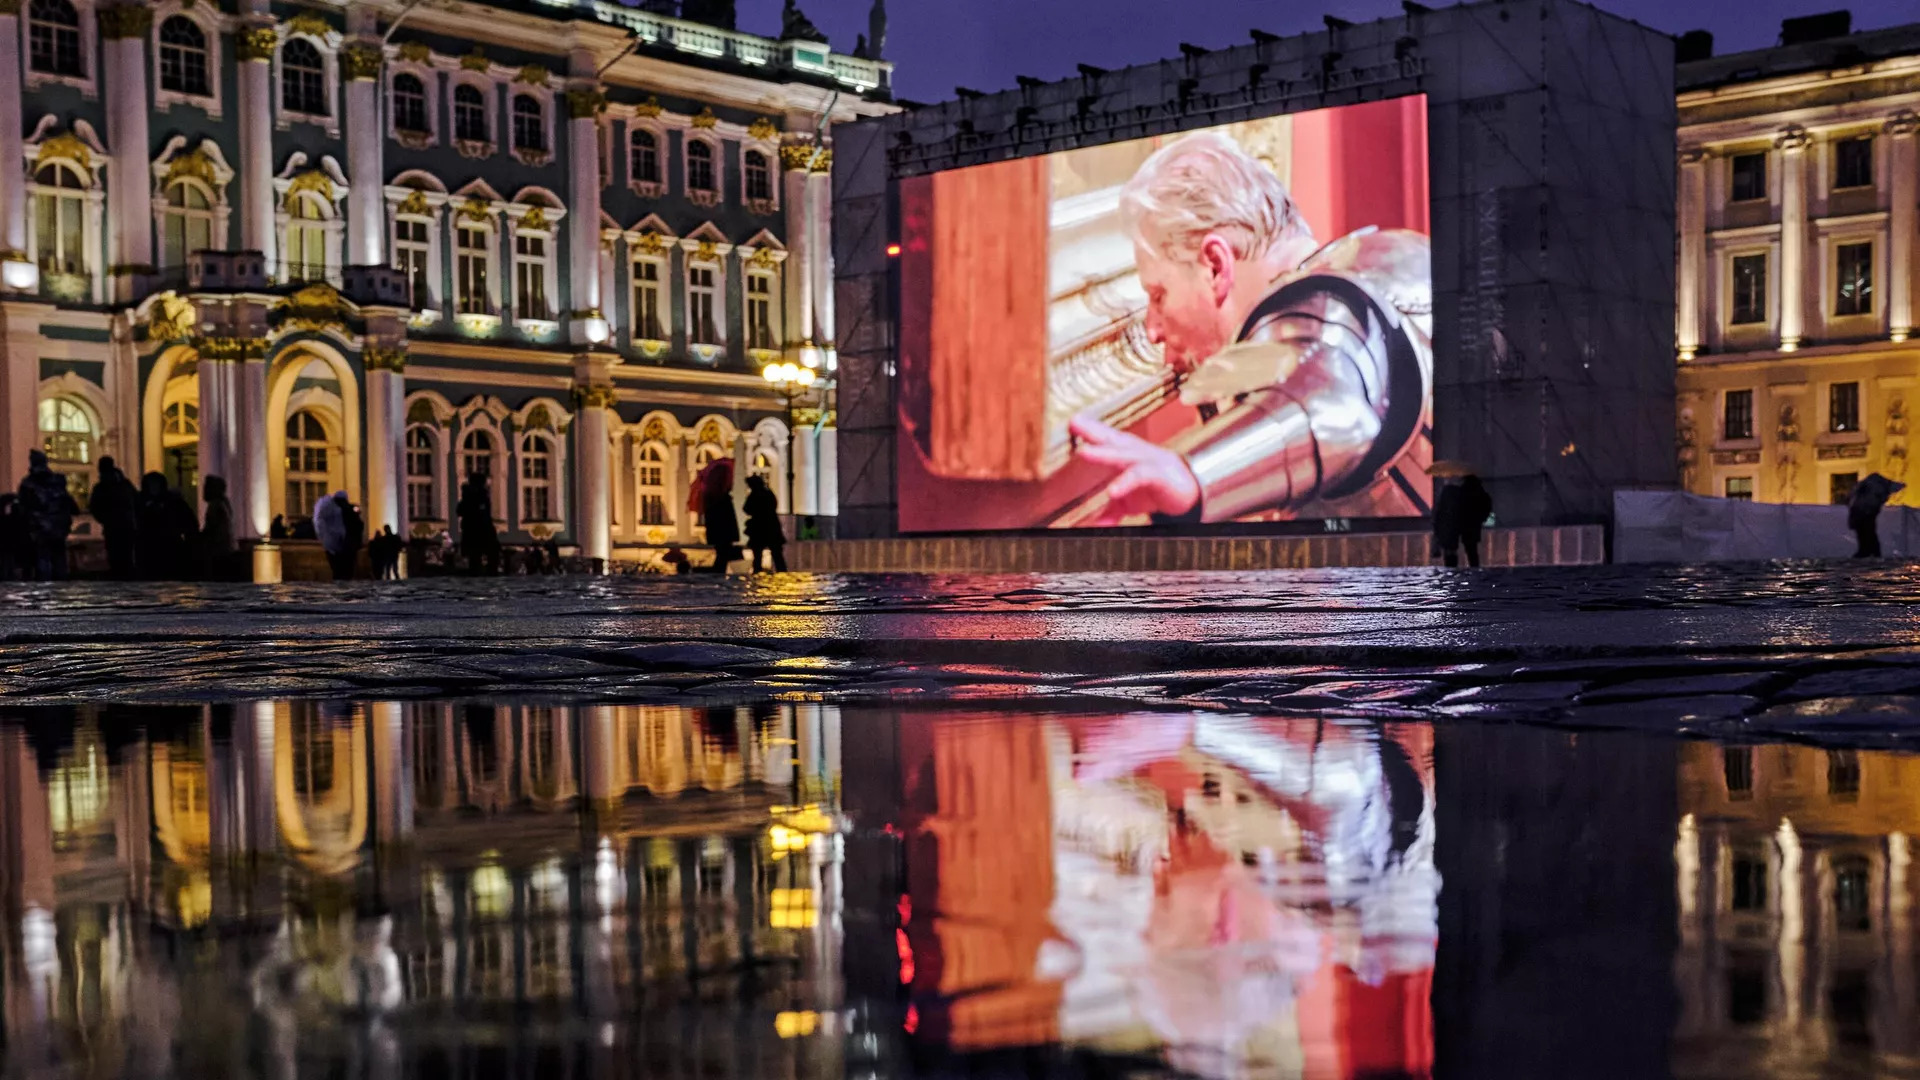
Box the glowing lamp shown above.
[582,315,610,344]
[797,367,816,387]
[1,257,38,292]
[886,243,902,257]
[762,362,782,382]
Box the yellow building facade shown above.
[1675,23,1920,506]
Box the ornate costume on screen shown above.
[1168,226,1432,522]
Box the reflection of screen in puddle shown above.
[903,713,1437,1076]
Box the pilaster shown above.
[236,24,278,271]
[100,3,154,301]
[1777,127,1811,352]
[1677,149,1707,361]
[780,140,816,354]
[0,4,33,291]
[344,41,385,266]
[807,146,834,360]
[364,342,408,535]
[1888,112,1918,342]
[565,84,607,346]
[0,301,53,482]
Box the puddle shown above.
[0,701,1909,1078]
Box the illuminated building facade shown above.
[1675,19,1920,507]
[0,0,893,564]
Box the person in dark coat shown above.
[367,525,402,580]
[323,494,365,581]
[269,514,289,541]
[742,474,787,572]
[692,459,739,572]
[456,475,500,575]
[134,471,194,580]
[0,494,25,580]
[88,456,138,579]
[1848,473,1906,558]
[200,475,236,580]
[19,449,79,580]
[1433,474,1494,568]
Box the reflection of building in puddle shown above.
[0,702,848,1080]
[898,712,1436,1078]
[1676,742,1920,1075]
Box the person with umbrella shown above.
[689,458,739,572]
[1848,472,1905,557]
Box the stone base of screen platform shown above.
[787,526,1605,573]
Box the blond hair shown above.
[1118,130,1310,262]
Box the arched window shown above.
[31,162,88,277]
[27,0,81,77]
[162,400,198,494]
[519,433,554,522]
[158,16,210,96]
[744,149,772,202]
[685,139,715,194]
[285,409,332,515]
[37,397,93,499]
[392,73,428,134]
[406,425,438,521]
[161,180,214,271]
[629,129,659,184]
[637,442,670,525]
[693,442,725,470]
[281,38,327,117]
[286,195,328,283]
[453,84,488,143]
[752,450,775,481]
[461,428,495,483]
[511,95,545,154]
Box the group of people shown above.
[272,494,405,580]
[0,451,237,581]
[689,459,787,573]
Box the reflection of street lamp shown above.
[762,361,816,516]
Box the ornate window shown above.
[394,216,431,307]
[28,0,82,77]
[632,258,665,341]
[511,94,545,154]
[158,16,209,96]
[281,38,327,117]
[456,224,490,314]
[685,139,715,195]
[461,428,495,484]
[637,441,670,526]
[30,162,89,279]
[285,409,333,516]
[37,397,93,499]
[160,180,214,271]
[745,272,775,350]
[286,194,329,283]
[519,433,554,523]
[162,400,197,493]
[392,73,429,134]
[513,231,549,321]
[630,129,660,184]
[453,84,489,144]
[687,264,719,346]
[406,425,438,521]
[743,149,772,202]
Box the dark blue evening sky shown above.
[738,0,1912,104]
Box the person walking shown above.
[199,475,236,580]
[456,475,500,575]
[742,474,787,572]
[692,459,739,573]
[18,450,79,580]
[0,494,26,580]
[1848,473,1906,558]
[1433,474,1494,568]
[135,471,194,580]
[314,490,348,579]
[367,525,402,580]
[88,457,137,579]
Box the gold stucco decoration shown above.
[396,189,431,216]
[396,41,431,63]
[342,42,383,80]
[459,48,490,72]
[459,197,494,223]
[690,107,719,129]
[363,345,408,372]
[514,64,550,86]
[747,117,778,141]
[35,132,91,169]
[633,95,663,118]
[275,283,353,332]
[146,293,197,343]
[235,26,277,61]
[285,12,333,39]
[286,170,335,204]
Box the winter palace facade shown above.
[0,0,893,562]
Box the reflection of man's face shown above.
[1136,241,1231,376]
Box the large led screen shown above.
[896,95,1432,533]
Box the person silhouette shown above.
[135,471,194,580]
[88,456,137,579]
[18,449,79,580]
[742,474,786,572]
[200,475,236,580]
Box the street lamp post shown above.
[761,361,816,526]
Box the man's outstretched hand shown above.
[1070,416,1201,525]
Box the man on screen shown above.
[1068,131,1432,525]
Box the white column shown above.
[344,42,384,266]
[780,142,815,355]
[572,353,617,565]
[673,439,692,543]
[564,78,604,345]
[0,6,28,287]
[1888,112,1918,342]
[817,426,838,516]
[1778,128,1811,351]
[236,353,269,537]
[197,355,233,502]
[792,422,816,516]
[0,303,50,482]
[808,156,834,356]
[370,702,412,844]
[1677,149,1707,360]
[581,705,618,807]
[237,25,278,269]
[102,6,154,301]
[365,353,406,535]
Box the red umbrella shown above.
[687,458,733,514]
